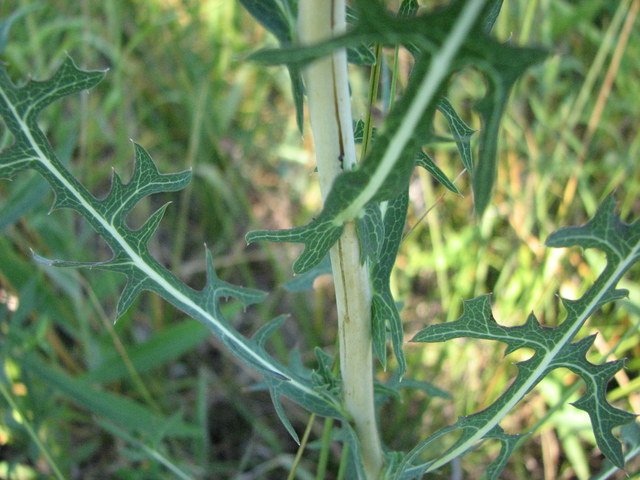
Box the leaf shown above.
[406,197,639,476]
[398,0,419,18]
[415,150,460,195]
[590,421,640,480]
[245,2,471,273]
[311,347,341,396]
[239,0,293,45]
[353,119,366,144]
[370,193,409,374]
[0,56,346,427]
[436,97,475,174]
[0,57,104,179]
[471,46,545,216]
[483,426,522,479]
[250,316,304,444]
[545,195,640,261]
[247,0,545,272]
[246,216,345,274]
[239,0,305,132]
[338,423,368,480]
[382,370,451,402]
[483,0,504,33]
[345,6,376,65]
[356,202,384,265]
[347,44,376,65]
[282,254,332,292]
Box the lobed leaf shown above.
[370,193,409,375]
[239,0,305,131]
[247,0,545,274]
[405,197,639,477]
[436,97,475,175]
[415,150,460,195]
[240,0,375,132]
[346,6,376,65]
[282,254,332,292]
[0,57,347,437]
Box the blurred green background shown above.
[0,1,638,478]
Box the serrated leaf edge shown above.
[0,58,345,423]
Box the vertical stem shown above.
[299,1,384,478]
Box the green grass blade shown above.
[21,354,199,439]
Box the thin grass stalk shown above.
[0,382,66,480]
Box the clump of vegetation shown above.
[0,1,638,478]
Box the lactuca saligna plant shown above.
[0,0,637,478]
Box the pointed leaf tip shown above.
[269,388,300,445]
[545,195,640,265]
[202,247,267,310]
[246,221,344,274]
[252,315,288,348]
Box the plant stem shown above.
[298,1,384,478]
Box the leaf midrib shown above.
[335,0,487,223]
[422,240,639,473]
[0,84,327,405]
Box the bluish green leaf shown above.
[282,254,332,292]
[415,150,460,195]
[247,0,545,272]
[436,97,475,174]
[483,0,504,33]
[398,0,419,18]
[370,193,409,375]
[246,218,344,274]
[356,202,384,265]
[239,0,305,131]
[590,421,640,480]
[0,55,346,429]
[471,48,543,216]
[406,198,639,476]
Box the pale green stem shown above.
[299,1,384,478]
